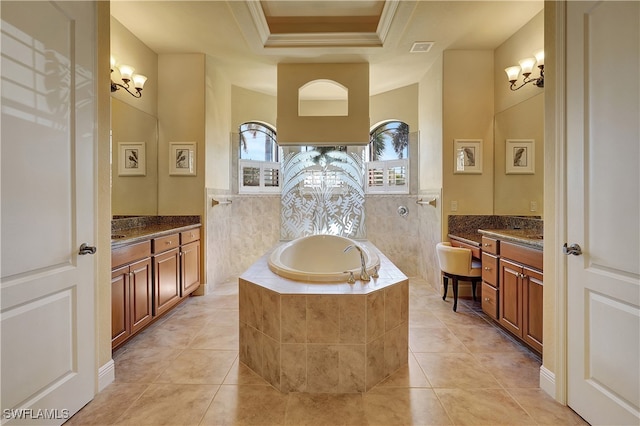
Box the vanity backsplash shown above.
[448,215,543,236]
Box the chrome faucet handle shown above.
[371,266,379,278]
[344,271,356,284]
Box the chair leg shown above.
[452,278,459,312]
[471,280,478,301]
[442,275,448,301]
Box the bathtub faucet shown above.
[343,245,370,281]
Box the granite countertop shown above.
[111,216,201,249]
[478,228,543,250]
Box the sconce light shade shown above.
[117,64,135,82]
[533,49,545,67]
[506,49,544,91]
[505,66,521,83]
[518,57,536,76]
[132,74,147,90]
[110,56,146,98]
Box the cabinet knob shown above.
[484,297,490,301]
[484,266,491,270]
[166,240,172,245]
[483,243,491,247]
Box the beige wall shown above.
[442,50,495,236]
[418,55,444,191]
[110,17,157,117]
[277,63,370,145]
[157,54,206,216]
[231,85,277,130]
[205,57,232,190]
[370,83,418,130]
[494,93,544,215]
[494,11,544,114]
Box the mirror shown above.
[111,98,158,215]
[493,93,544,216]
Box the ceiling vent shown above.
[410,41,434,53]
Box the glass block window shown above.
[366,121,409,194]
[238,122,281,193]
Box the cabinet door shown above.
[499,259,523,337]
[154,248,181,316]
[130,258,153,334]
[111,265,130,348]
[522,267,543,353]
[181,240,201,296]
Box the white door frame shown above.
[549,0,569,405]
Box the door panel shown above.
[566,2,640,424]
[499,259,522,336]
[131,258,153,333]
[1,1,97,422]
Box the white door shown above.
[1,1,97,424]
[566,1,640,425]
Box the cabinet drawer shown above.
[501,241,543,271]
[450,239,480,259]
[481,237,499,255]
[181,227,200,245]
[153,234,179,254]
[481,253,499,286]
[481,282,499,320]
[112,241,151,268]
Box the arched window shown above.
[238,122,281,193]
[366,120,410,193]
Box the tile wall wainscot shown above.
[206,190,441,290]
[415,190,442,292]
[364,194,421,277]
[206,189,281,289]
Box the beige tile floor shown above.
[66,277,588,425]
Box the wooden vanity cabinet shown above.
[498,242,543,354]
[180,228,201,296]
[111,241,153,349]
[153,234,181,317]
[480,236,500,319]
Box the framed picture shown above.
[169,142,196,176]
[506,139,535,174]
[118,142,146,176]
[454,139,483,174]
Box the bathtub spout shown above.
[343,245,370,281]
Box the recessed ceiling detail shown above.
[245,0,398,48]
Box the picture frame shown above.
[118,142,146,176]
[169,142,196,176]
[454,139,483,174]
[506,139,535,174]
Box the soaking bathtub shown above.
[267,234,380,282]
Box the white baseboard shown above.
[98,359,115,392]
[539,365,556,399]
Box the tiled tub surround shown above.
[239,242,409,393]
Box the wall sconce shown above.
[505,49,544,91]
[110,56,147,98]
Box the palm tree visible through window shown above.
[369,121,409,161]
[366,120,410,194]
[238,122,281,193]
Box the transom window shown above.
[366,121,409,194]
[238,122,281,193]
